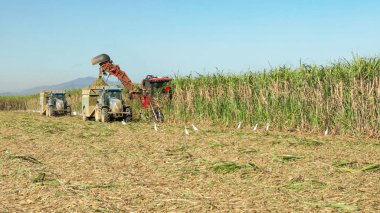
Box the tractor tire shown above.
[91,54,111,65]
[124,107,132,122]
[66,106,71,116]
[49,106,55,117]
[101,108,110,123]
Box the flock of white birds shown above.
[30,110,330,136]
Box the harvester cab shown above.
[141,75,173,99]
[40,90,71,117]
[94,88,132,122]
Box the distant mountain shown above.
[0,77,119,96]
[0,92,14,96]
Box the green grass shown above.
[323,202,359,211]
[239,149,259,154]
[275,154,305,161]
[361,164,380,172]
[332,161,380,173]
[11,155,42,164]
[284,180,326,191]
[80,131,114,138]
[211,161,258,173]
[208,142,225,148]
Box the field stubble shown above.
[0,111,379,212]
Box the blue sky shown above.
[0,0,379,92]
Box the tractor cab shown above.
[51,92,66,102]
[93,87,132,122]
[99,88,123,106]
[47,92,66,106]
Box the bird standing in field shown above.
[154,122,158,131]
[324,128,328,136]
[266,123,270,131]
[184,126,190,135]
[192,124,199,131]
[237,122,242,129]
[253,124,258,131]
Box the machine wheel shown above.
[124,107,132,122]
[101,108,110,122]
[91,54,111,65]
[66,106,71,116]
[49,106,55,117]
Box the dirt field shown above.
[0,111,379,212]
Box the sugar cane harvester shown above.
[91,54,173,122]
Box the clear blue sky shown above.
[0,0,379,92]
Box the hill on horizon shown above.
[0,77,120,96]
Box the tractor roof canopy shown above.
[105,88,122,92]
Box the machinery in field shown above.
[91,54,173,122]
[39,90,71,117]
[82,86,132,122]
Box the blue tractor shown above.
[92,88,132,122]
[40,90,71,117]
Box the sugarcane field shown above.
[1,1,380,212]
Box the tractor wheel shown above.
[91,54,111,65]
[66,106,71,116]
[124,107,132,122]
[49,106,55,117]
[101,108,110,122]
